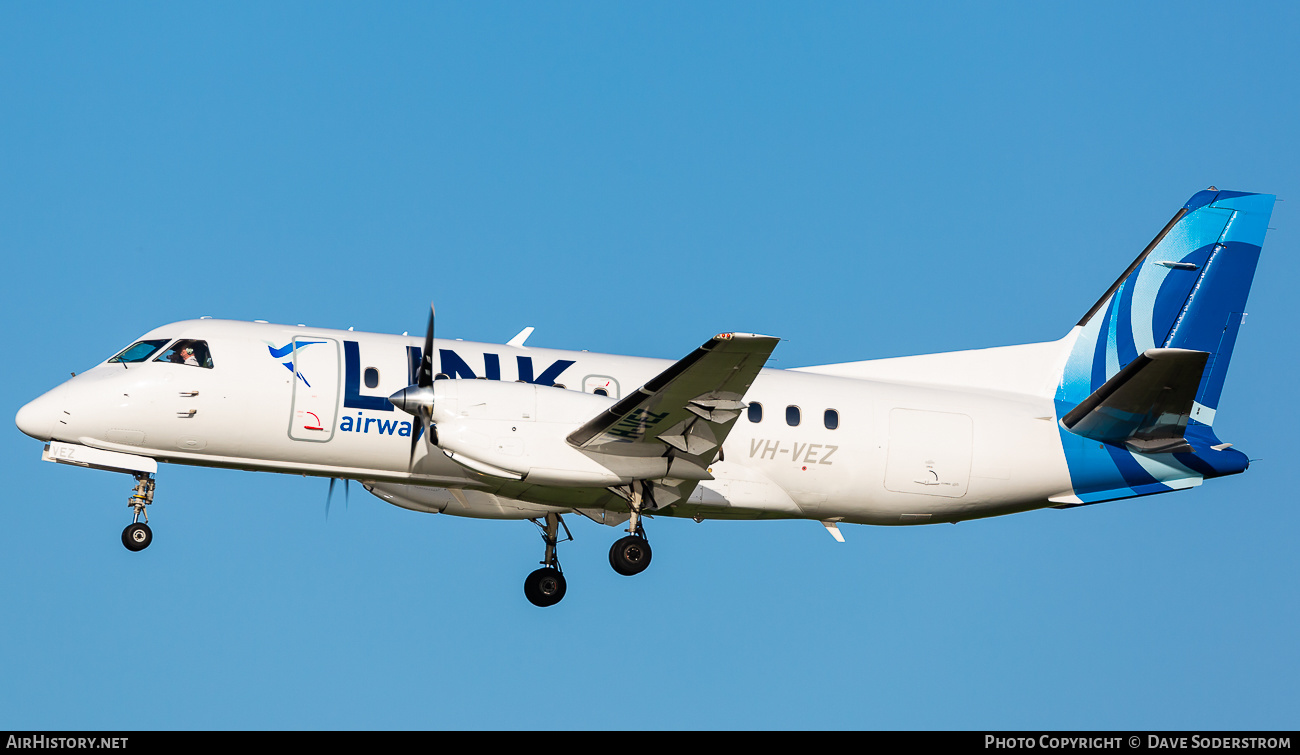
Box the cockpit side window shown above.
[109,339,170,364]
[154,340,214,368]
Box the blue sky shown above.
[2,2,1297,730]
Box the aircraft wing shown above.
[567,332,778,507]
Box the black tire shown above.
[609,535,652,576]
[524,567,567,607]
[121,523,152,552]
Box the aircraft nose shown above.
[15,394,56,442]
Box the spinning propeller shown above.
[325,477,350,519]
[388,303,438,467]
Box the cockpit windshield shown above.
[154,340,214,368]
[108,339,170,364]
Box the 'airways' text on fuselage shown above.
[340,413,412,436]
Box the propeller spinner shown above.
[389,303,438,466]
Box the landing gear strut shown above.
[609,484,652,576]
[121,473,154,552]
[524,513,570,607]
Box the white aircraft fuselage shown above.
[18,318,1077,526]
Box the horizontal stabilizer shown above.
[1060,348,1209,454]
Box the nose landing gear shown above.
[121,473,155,552]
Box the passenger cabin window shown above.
[747,402,763,423]
[154,340,214,368]
[824,409,839,430]
[109,339,169,364]
[364,368,380,389]
[786,405,801,426]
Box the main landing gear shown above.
[609,485,652,576]
[520,486,656,607]
[609,525,652,576]
[121,473,155,552]
[524,513,571,607]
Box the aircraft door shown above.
[288,337,341,442]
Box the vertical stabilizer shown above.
[1053,189,1274,504]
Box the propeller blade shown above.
[398,302,440,472]
[327,477,351,518]
[409,414,423,468]
[418,303,435,388]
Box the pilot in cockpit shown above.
[160,340,210,368]
[166,342,193,365]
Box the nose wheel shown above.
[121,473,155,552]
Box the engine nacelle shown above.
[429,380,699,487]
